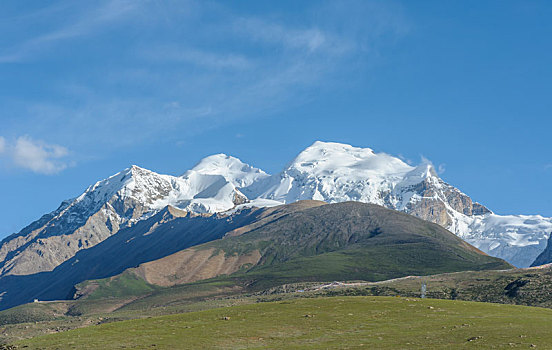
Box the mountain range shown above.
[1,140,549,310]
[2,141,549,277]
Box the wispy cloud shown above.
[0,136,70,175]
[234,18,332,53]
[0,0,409,159]
[420,156,446,174]
[144,47,252,70]
[0,0,138,63]
[397,154,413,165]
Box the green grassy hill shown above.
[81,201,510,300]
[15,296,552,349]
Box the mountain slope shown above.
[0,155,267,277]
[92,201,510,298]
[530,233,552,267]
[0,202,327,310]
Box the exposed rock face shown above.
[0,205,120,276]
[531,233,552,267]
[232,190,249,206]
[403,175,491,228]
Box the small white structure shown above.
[33,299,39,303]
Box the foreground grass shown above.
[15,296,551,349]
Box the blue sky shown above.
[0,0,551,238]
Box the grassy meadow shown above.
[14,296,552,349]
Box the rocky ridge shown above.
[0,156,267,276]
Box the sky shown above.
[0,0,551,238]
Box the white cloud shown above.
[0,136,70,175]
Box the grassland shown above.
[14,296,552,349]
[5,266,552,345]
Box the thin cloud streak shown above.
[0,0,138,63]
[143,47,253,70]
[234,18,331,52]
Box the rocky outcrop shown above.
[0,205,119,276]
[402,174,491,228]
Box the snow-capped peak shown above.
[75,165,172,207]
[65,154,269,223]
[250,141,417,204]
[289,141,413,177]
[184,153,268,188]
